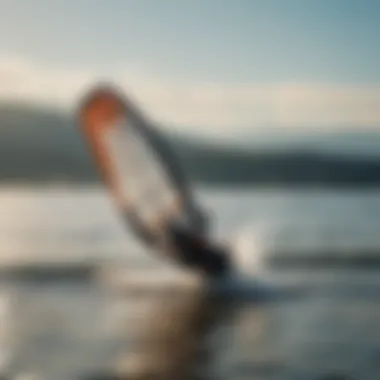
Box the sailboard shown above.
[77,84,208,258]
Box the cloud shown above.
[0,55,379,132]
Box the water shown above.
[0,186,380,379]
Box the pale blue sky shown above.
[1,0,379,83]
[0,0,379,131]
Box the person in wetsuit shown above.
[124,207,230,278]
[169,224,231,278]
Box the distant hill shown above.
[0,103,97,182]
[1,102,380,187]
[210,129,380,159]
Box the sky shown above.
[0,0,379,133]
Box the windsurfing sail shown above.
[77,84,208,253]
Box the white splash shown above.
[229,224,268,278]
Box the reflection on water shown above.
[0,187,380,379]
[3,269,380,379]
[114,276,213,379]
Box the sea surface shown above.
[0,186,380,379]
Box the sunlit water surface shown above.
[0,186,380,380]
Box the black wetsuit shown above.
[169,225,230,277]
